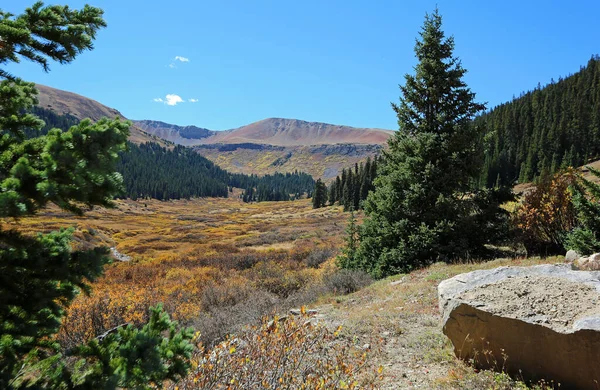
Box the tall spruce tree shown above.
[351,9,507,278]
[0,3,193,388]
[312,178,327,209]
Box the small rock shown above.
[362,343,371,350]
[565,249,580,263]
[110,247,131,262]
[382,331,391,338]
[574,256,591,270]
[588,253,600,271]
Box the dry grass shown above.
[314,257,565,389]
[195,145,382,181]
[7,195,569,388]
[6,197,357,349]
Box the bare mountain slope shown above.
[35,84,166,145]
[134,118,392,179]
[34,84,391,179]
[134,118,393,147]
[205,118,393,146]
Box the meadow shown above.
[7,195,368,350]
[9,195,566,388]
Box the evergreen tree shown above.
[328,156,381,211]
[337,209,359,269]
[352,9,505,278]
[566,166,600,254]
[335,176,342,203]
[0,3,193,387]
[328,181,337,205]
[312,178,327,209]
[342,171,353,211]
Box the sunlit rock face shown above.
[438,264,600,389]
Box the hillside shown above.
[33,84,391,180]
[31,107,315,200]
[478,55,600,187]
[194,143,383,180]
[134,118,391,179]
[134,118,393,147]
[35,84,168,145]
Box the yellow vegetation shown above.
[8,197,350,349]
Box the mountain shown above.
[35,84,167,145]
[132,119,392,179]
[133,118,393,147]
[34,84,391,180]
[132,120,215,146]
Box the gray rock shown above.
[110,247,131,262]
[565,249,580,263]
[574,253,600,271]
[438,264,600,389]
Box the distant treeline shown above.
[29,107,314,201]
[313,156,381,210]
[117,143,231,200]
[478,55,600,187]
[240,171,314,202]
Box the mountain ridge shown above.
[133,118,393,147]
[34,83,390,179]
[35,84,168,146]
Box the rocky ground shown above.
[312,257,566,389]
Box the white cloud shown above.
[153,94,185,106]
[174,56,190,62]
[188,98,198,103]
[165,94,184,106]
[168,63,176,68]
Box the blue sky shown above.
[6,0,600,130]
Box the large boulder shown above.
[438,264,600,389]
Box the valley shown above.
[9,197,563,388]
[11,197,353,347]
[4,1,600,388]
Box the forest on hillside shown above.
[312,156,381,210]
[479,55,600,187]
[30,107,315,200]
